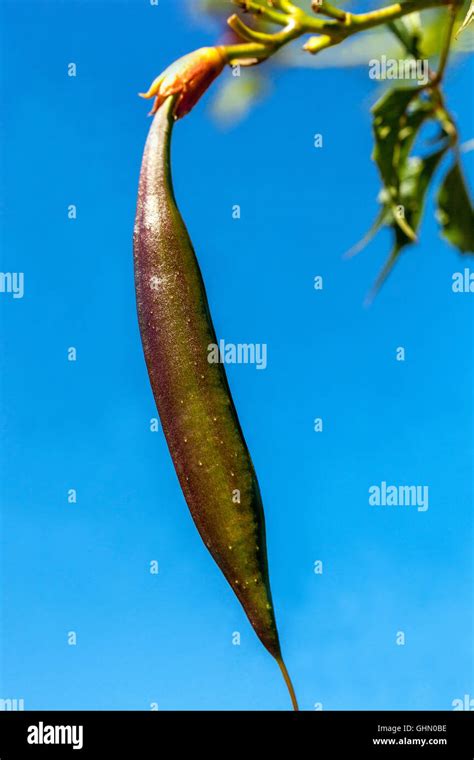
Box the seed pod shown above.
[133,95,297,710]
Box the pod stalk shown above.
[277,657,299,711]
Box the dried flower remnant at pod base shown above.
[139,47,227,118]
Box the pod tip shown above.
[276,656,299,711]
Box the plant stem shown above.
[273,0,301,13]
[222,0,454,63]
[312,0,348,21]
[223,17,302,63]
[431,2,458,84]
[276,657,299,711]
[388,4,460,151]
[232,0,289,25]
[307,0,454,48]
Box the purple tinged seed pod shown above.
[133,94,298,710]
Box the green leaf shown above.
[422,6,474,54]
[437,162,474,252]
[371,89,435,242]
[371,87,419,198]
[401,146,448,236]
[366,145,448,302]
[351,89,442,269]
[397,98,434,169]
[388,13,423,57]
[456,0,474,39]
[344,205,391,259]
[395,146,446,242]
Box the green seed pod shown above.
[134,95,297,710]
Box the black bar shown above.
[0,710,472,757]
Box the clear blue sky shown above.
[0,0,472,710]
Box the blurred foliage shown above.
[456,0,474,36]
[188,0,473,126]
[437,161,474,251]
[351,86,452,299]
[210,70,270,124]
[348,14,474,297]
[184,0,473,295]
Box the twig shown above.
[431,2,458,85]
[221,0,455,64]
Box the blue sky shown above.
[0,0,472,710]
